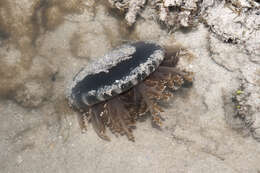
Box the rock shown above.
[107,0,146,25]
[125,0,146,25]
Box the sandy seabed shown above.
[0,0,260,172]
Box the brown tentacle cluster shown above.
[79,49,194,141]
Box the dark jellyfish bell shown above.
[67,41,165,109]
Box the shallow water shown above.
[1,0,260,172]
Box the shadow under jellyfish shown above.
[67,41,193,141]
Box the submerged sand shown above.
[0,0,260,172]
